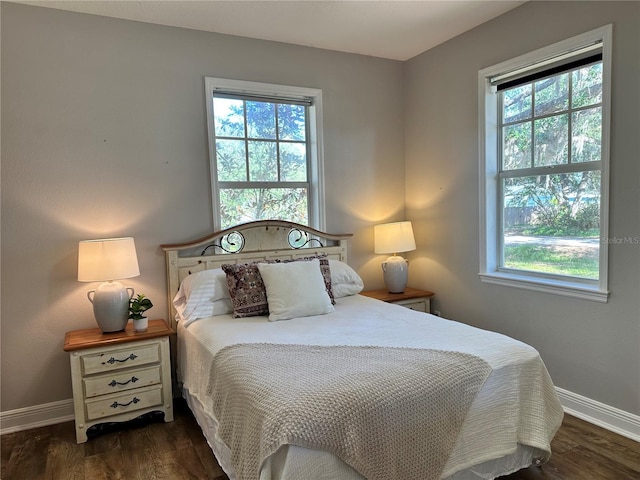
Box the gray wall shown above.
[1,3,405,411]
[405,1,640,415]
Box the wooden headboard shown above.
[161,220,353,331]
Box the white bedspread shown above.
[178,294,564,480]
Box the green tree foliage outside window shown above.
[213,97,310,229]
[500,62,602,279]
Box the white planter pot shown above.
[133,316,148,332]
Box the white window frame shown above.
[478,25,612,302]
[205,77,326,231]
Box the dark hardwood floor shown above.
[2,399,638,479]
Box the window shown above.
[205,78,325,230]
[479,26,611,301]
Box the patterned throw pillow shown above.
[315,258,336,305]
[221,263,269,318]
[222,256,335,318]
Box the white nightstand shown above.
[64,319,174,443]
[360,287,435,313]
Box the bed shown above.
[161,220,564,480]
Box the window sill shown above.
[479,272,609,303]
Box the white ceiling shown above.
[15,0,526,61]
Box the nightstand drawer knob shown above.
[110,397,140,409]
[108,376,139,387]
[102,353,137,365]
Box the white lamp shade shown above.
[374,221,416,254]
[78,237,140,282]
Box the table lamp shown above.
[78,237,140,332]
[374,221,416,293]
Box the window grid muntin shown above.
[497,60,603,280]
[206,78,325,232]
[212,95,312,227]
[478,26,611,301]
[243,101,250,178]
[274,104,281,181]
[499,61,602,172]
[213,99,310,184]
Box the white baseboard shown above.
[1,390,639,443]
[556,387,640,442]
[0,398,74,435]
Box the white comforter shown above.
[178,294,564,480]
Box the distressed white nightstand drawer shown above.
[81,343,160,375]
[83,365,161,398]
[85,384,163,421]
[394,298,428,312]
[360,288,434,315]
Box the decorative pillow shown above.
[222,263,270,318]
[172,268,232,325]
[257,259,335,321]
[328,259,364,297]
[276,256,335,304]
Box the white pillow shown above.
[257,259,335,321]
[328,259,364,297]
[177,268,230,302]
[172,268,232,325]
[174,297,233,327]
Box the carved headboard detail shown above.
[161,220,352,331]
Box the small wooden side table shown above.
[360,287,435,313]
[64,319,174,443]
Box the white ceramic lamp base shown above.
[87,281,134,333]
[381,255,409,293]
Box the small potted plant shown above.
[129,294,153,332]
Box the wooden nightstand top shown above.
[360,287,434,303]
[64,319,174,352]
